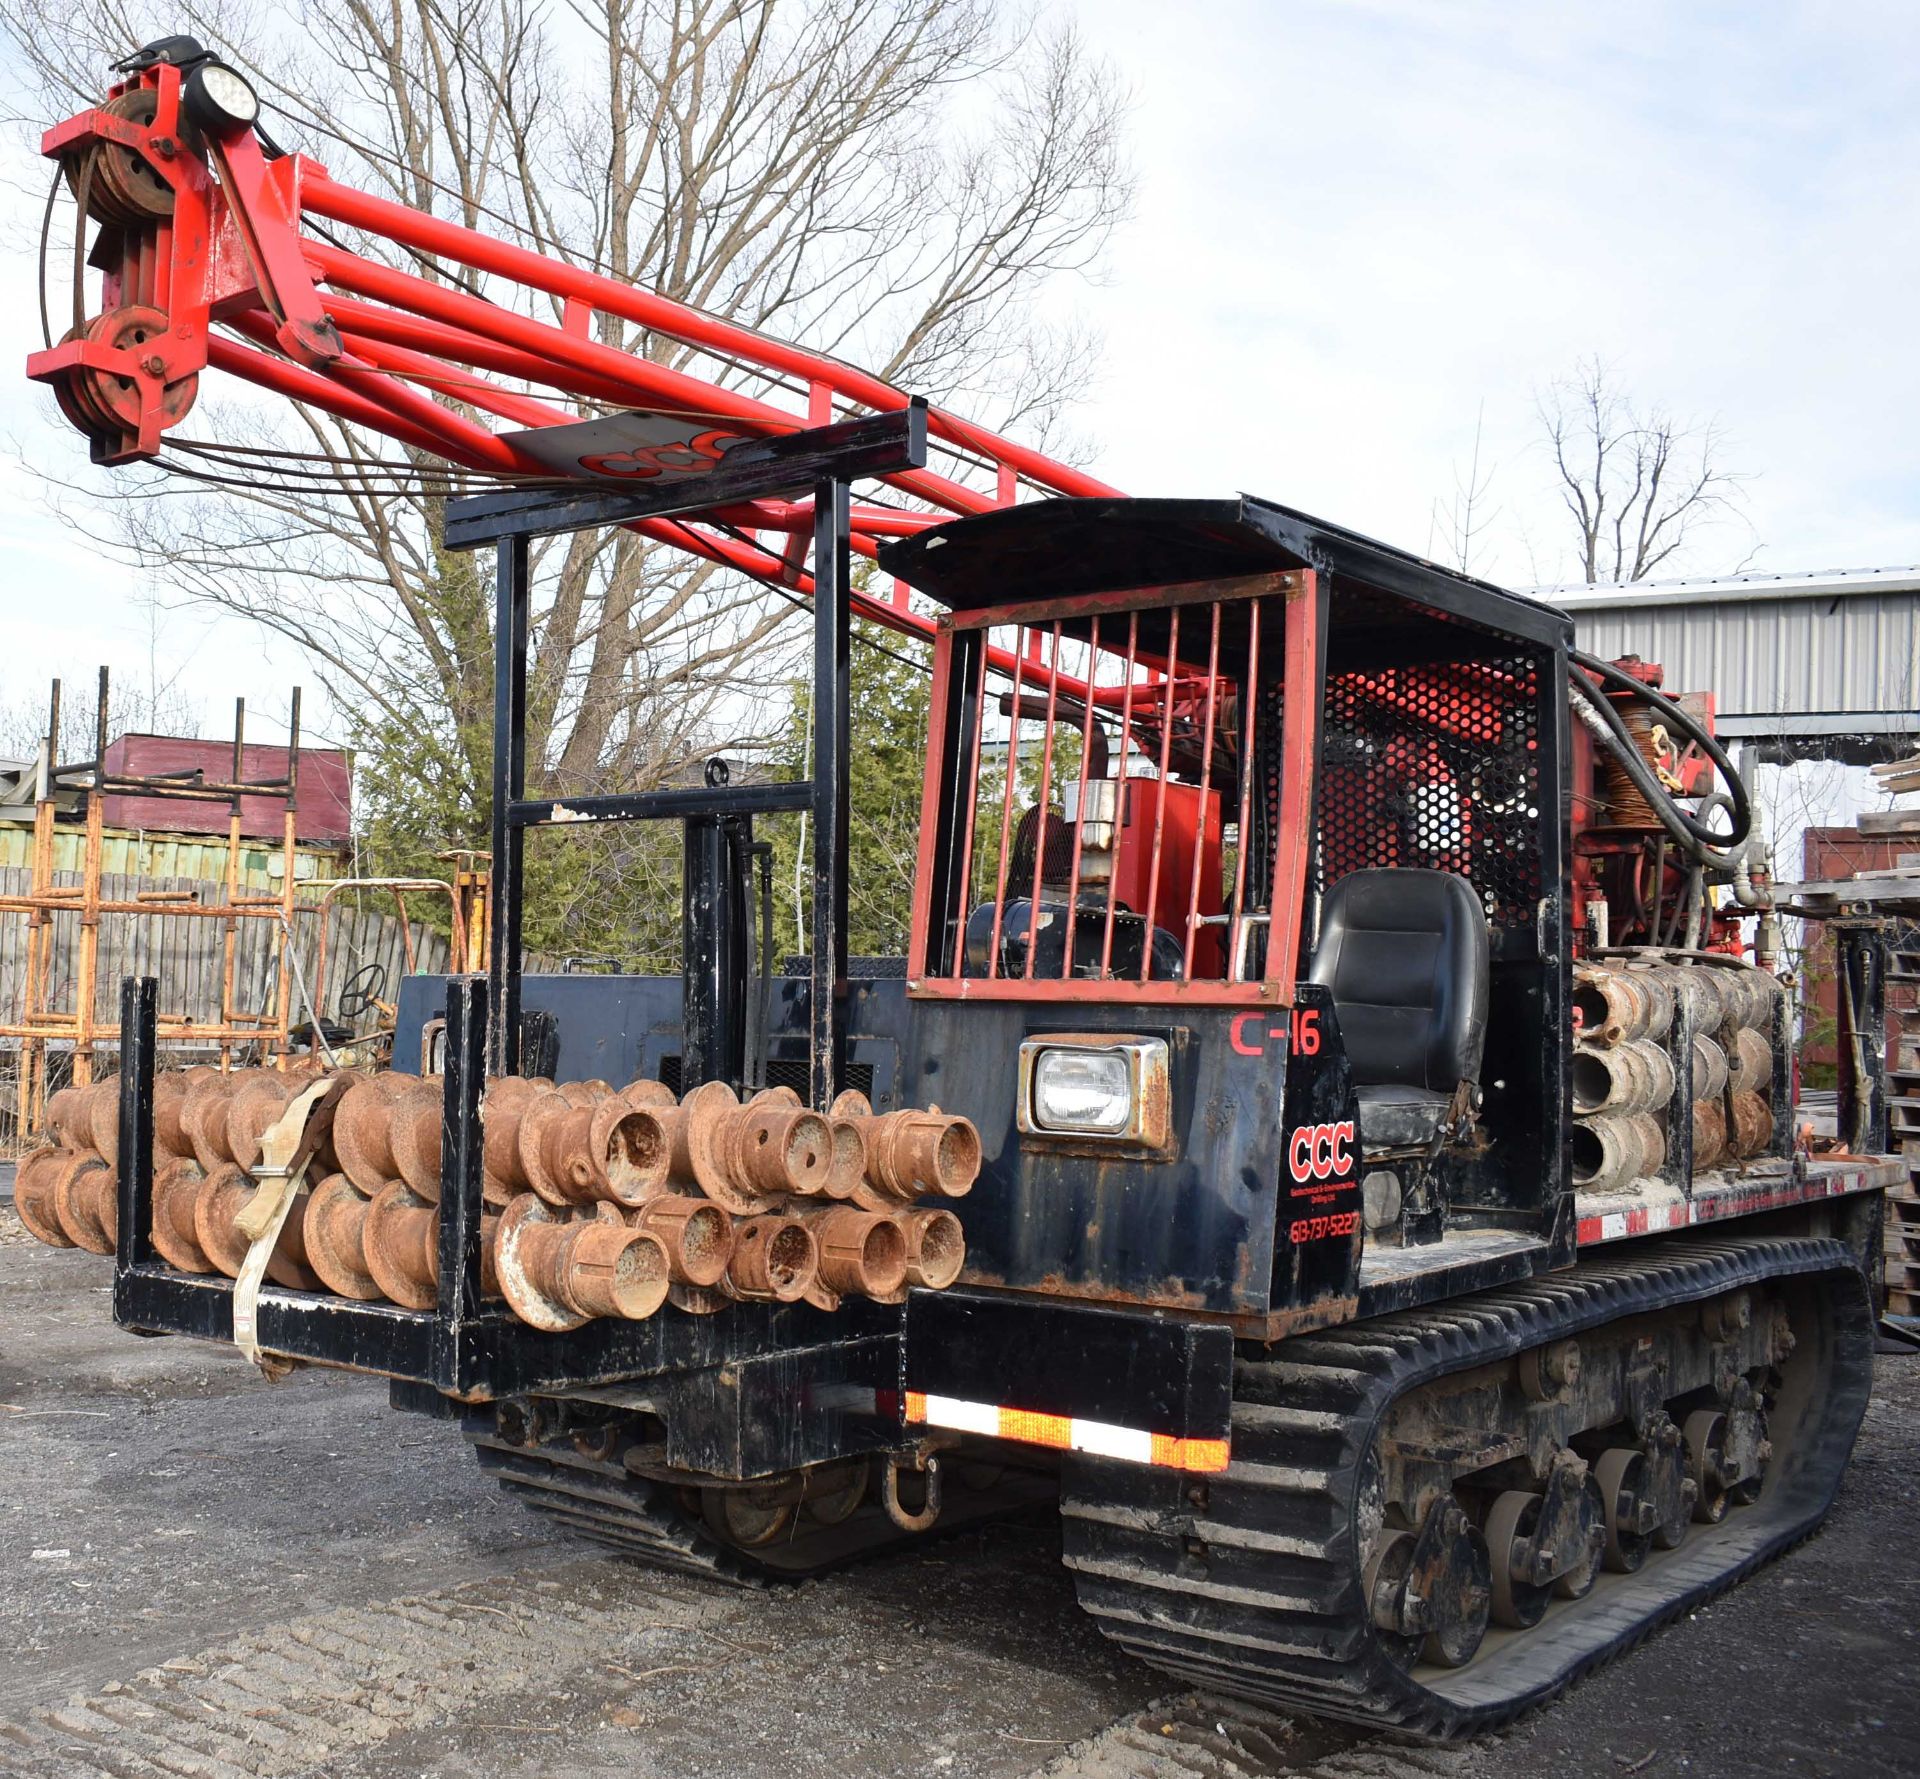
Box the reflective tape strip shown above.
[1068,1418,1150,1463]
[904,1390,1229,1473]
[1152,1433,1232,1472]
[1574,1160,1889,1249]
[909,1391,997,1436]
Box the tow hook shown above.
[880,1446,944,1532]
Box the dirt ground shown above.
[2,1211,1916,1779]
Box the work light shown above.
[183,63,260,136]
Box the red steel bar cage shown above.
[908,571,1323,1006]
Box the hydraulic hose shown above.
[1694,789,1770,909]
[1568,648,1751,858]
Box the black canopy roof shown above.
[876,495,1571,652]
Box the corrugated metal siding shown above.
[0,823,335,886]
[1569,592,1920,722]
[100,734,353,844]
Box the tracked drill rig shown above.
[15,38,1904,1738]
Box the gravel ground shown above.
[2,1212,1916,1779]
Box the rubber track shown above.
[1059,1233,1875,1739]
[468,1433,773,1584]
[468,1428,1057,1582]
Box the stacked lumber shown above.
[1862,750,1920,838]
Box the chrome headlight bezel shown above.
[1016,1034,1172,1154]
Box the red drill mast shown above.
[27,48,1120,646]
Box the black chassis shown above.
[104,478,1578,1484]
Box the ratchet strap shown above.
[231,1074,350,1377]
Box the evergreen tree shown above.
[768,622,933,961]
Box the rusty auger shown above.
[15,1064,983,1337]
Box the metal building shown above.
[1538,566,1920,756]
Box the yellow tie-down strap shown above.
[230,1076,349,1378]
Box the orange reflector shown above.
[998,1406,1073,1450]
[903,1390,1229,1473]
[1152,1433,1232,1474]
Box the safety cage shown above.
[906,567,1321,1003]
[891,501,1568,974]
[883,495,1576,1248]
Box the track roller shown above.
[1060,1234,1874,1737]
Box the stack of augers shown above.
[1569,960,1782,1192]
[14,1069,980,1330]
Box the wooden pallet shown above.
[1885,1140,1920,1313]
[1879,1024,1920,1315]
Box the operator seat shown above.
[1308,868,1490,1153]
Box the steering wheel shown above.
[337,960,389,1022]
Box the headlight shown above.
[1017,1035,1171,1151]
[1032,1047,1131,1134]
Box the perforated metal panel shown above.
[656,1053,874,1099]
[1316,654,1544,932]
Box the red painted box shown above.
[101,734,352,845]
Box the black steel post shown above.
[920,627,982,983]
[682,814,718,1086]
[811,477,852,1110]
[434,978,489,1386]
[1662,980,1696,1187]
[1835,918,1889,1154]
[287,686,301,809]
[489,534,530,1076]
[725,817,755,1086]
[745,838,776,1091]
[113,976,158,1289]
[1769,968,1795,1158]
[1537,636,1576,1254]
[231,695,245,832]
[680,769,750,1091]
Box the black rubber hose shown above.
[1572,647,1751,844]
[1572,674,1740,863]
[1569,648,1751,851]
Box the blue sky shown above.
[0,0,1914,745]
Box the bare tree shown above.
[0,669,203,765]
[3,0,1130,951]
[1428,401,1499,577]
[1537,355,1751,584]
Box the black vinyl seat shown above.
[1308,869,1490,1154]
